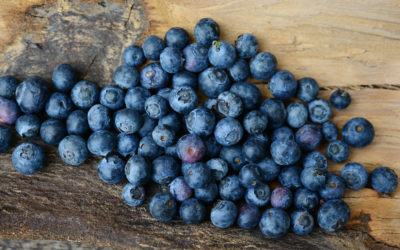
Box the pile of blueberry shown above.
[0,17,398,238]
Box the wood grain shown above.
[0,0,399,249]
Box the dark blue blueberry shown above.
[230,82,262,110]
[149,193,177,222]
[0,126,12,153]
[88,104,112,131]
[194,182,218,203]
[300,167,326,191]
[243,110,268,135]
[158,112,182,132]
[317,199,350,232]
[172,71,197,89]
[138,114,157,137]
[169,176,193,202]
[259,208,290,238]
[122,184,146,206]
[142,35,165,61]
[179,198,206,224]
[194,18,220,47]
[70,80,99,109]
[249,52,277,80]
[0,76,19,99]
[258,157,280,182]
[272,126,295,142]
[319,173,346,201]
[15,76,49,114]
[40,119,66,146]
[208,41,237,68]
[160,47,184,74]
[303,151,328,172]
[228,59,250,82]
[287,102,308,128]
[270,139,301,166]
[125,87,151,113]
[12,142,44,175]
[157,88,172,100]
[220,144,247,172]
[219,175,244,201]
[242,136,267,163]
[114,108,143,134]
[203,136,222,159]
[140,62,170,90]
[252,133,269,147]
[152,124,176,147]
[117,133,139,157]
[296,77,319,103]
[259,98,287,129]
[15,114,40,138]
[185,107,215,137]
[235,33,258,59]
[168,87,198,114]
[214,117,243,147]
[58,135,88,166]
[145,95,170,119]
[322,121,338,141]
[138,135,163,159]
[206,158,228,181]
[66,110,89,136]
[152,155,179,185]
[100,85,124,110]
[340,162,369,190]
[182,162,211,189]
[371,167,398,194]
[291,210,314,235]
[52,64,76,92]
[271,187,293,210]
[294,188,319,211]
[113,65,139,89]
[176,134,206,163]
[268,70,298,100]
[182,43,209,73]
[237,204,261,229]
[97,155,125,184]
[279,165,302,189]
[165,144,177,158]
[165,27,189,50]
[210,200,237,229]
[87,130,116,156]
[122,45,145,67]
[342,117,375,148]
[198,67,230,98]
[330,89,351,110]
[125,155,151,186]
[295,124,322,151]
[216,91,243,118]
[245,182,270,207]
[239,164,262,188]
[327,140,350,163]
[308,99,332,124]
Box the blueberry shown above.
[157,88,172,100]
[158,112,182,133]
[271,126,295,142]
[237,204,261,229]
[206,158,228,181]
[66,110,89,136]
[303,151,328,172]
[149,193,177,222]
[15,76,49,114]
[259,98,287,129]
[220,145,247,172]
[243,110,268,135]
[182,162,211,189]
[258,157,281,182]
[152,124,176,147]
[58,135,88,166]
[88,104,112,131]
[270,139,301,166]
[228,59,250,82]
[138,135,163,159]
[245,182,270,207]
[172,71,197,89]
[194,18,220,47]
[0,97,19,125]
[185,107,215,137]
[259,208,290,238]
[286,102,307,128]
[114,108,143,134]
[87,130,116,156]
[0,126,12,153]
[317,199,350,232]
[294,188,319,211]
[179,198,206,224]
[160,47,184,74]
[122,184,146,206]
[198,67,230,98]
[295,124,322,151]
[0,76,19,99]
[52,64,77,92]
[319,173,346,201]
[125,87,151,113]
[117,133,139,157]
[145,95,170,119]
[169,176,193,202]
[326,140,350,163]
[296,77,319,103]
[300,167,326,191]
[140,62,170,90]
[182,43,209,73]
[40,119,66,146]
[235,33,258,59]
[97,155,125,184]
[208,40,237,68]
[125,155,151,186]
[45,92,73,120]
[176,134,205,163]
[214,117,243,146]
[165,27,189,49]
[291,210,314,235]
[100,85,124,110]
[342,117,375,147]
[15,114,40,138]
[230,82,262,110]
[169,87,198,114]
[203,136,222,159]
[194,182,218,203]
[268,70,297,100]
[279,165,302,189]
[271,187,293,210]
[113,65,139,89]
[249,52,277,80]
[219,175,244,201]
[371,167,398,194]
[12,142,45,175]
[142,35,165,61]
[341,162,369,190]
[308,99,332,124]
[70,80,99,110]
[242,136,267,163]
[330,89,351,110]
[210,200,237,229]
[322,121,338,141]
[251,133,269,147]
[152,155,179,184]
[122,45,145,67]
[138,114,157,138]
[239,164,262,188]
[216,91,243,118]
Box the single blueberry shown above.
[371,167,398,194]
[138,114,157,137]
[279,165,302,189]
[294,188,319,211]
[220,145,247,172]
[152,155,180,184]
[319,173,346,201]
[179,198,206,224]
[122,184,146,206]
[152,124,176,147]
[271,187,293,210]
[245,182,270,207]
[239,164,262,188]
[317,199,350,232]
[165,27,189,50]
[300,167,326,191]
[286,102,308,128]
[259,208,290,238]
[125,155,151,186]
[216,91,243,118]
[303,151,328,172]
[214,117,243,147]
[228,59,250,82]
[158,112,182,133]
[296,77,319,103]
[52,64,76,92]
[100,85,125,110]
[40,119,67,146]
[243,110,268,135]
[0,76,19,99]
[194,18,220,47]
[58,135,88,166]
[182,43,209,73]
[15,76,49,114]
[270,139,301,166]
[208,40,237,68]
[113,65,139,89]
[172,70,197,89]
[271,126,295,142]
[258,157,281,182]
[138,135,163,159]
[66,110,89,136]
[125,87,151,113]
[142,35,165,61]
[176,134,205,163]
[203,136,222,159]
[12,142,45,175]
[330,89,351,110]
[168,87,198,114]
[88,104,112,131]
[249,52,277,80]
[206,158,228,181]
[117,133,139,157]
[327,140,350,163]
[342,117,375,147]
[230,82,262,110]
[185,107,216,137]
[219,175,244,201]
[114,108,143,134]
[70,80,99,109]
[268,70,298,100]
[308,99,332,124]
[169,176,193,202]
[295,124,322,151]
[291,210,314,235]
[97,155,125,184]
[160,47,184,74]
[145,95,170,119]
[210,200,237,229]
[242,136,267,163]
[182,162,212,189]
[194,182,218,203]
[0,126,12,153]
[235,33,258,59]
[15,114,40,138]
[237,204,261,229]
[149,193,177,222]
[322,121,338,141]
[340,162,369,190]
[198,67,231,98]
[140,62,170,90]
[87,130,116,156]
[122,45,145,67]
[259,98,287,129]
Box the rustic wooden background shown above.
[0,0,399,249]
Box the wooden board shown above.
[0,0,399,249]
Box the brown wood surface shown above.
[0,0,399,249]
